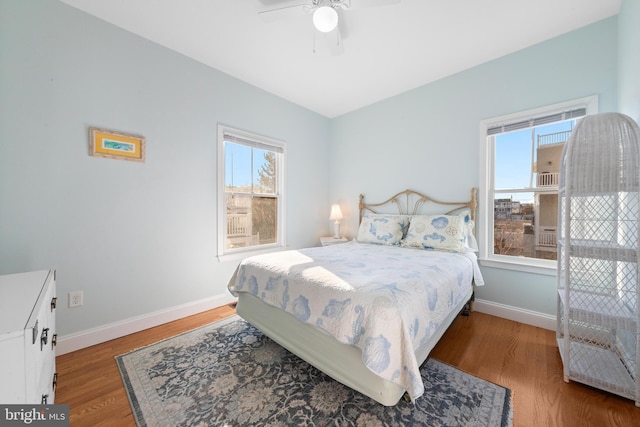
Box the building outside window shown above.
[217,125,285,259]
[479,96,598,273]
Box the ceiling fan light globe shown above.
[313,6,338,32]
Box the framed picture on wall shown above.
[89,127,146,162]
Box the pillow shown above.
[454,209,478,251]
[356,214,410,245]
[402,212,474,252]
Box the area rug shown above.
[116,315,512,427]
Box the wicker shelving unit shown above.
[557,112,640,407]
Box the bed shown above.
[227,188,484,406]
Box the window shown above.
[217,125,285,259]
[479,96,598,274]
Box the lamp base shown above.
[333,221,340,239]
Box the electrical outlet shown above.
[68,290,83,308]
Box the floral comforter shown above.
[227,241,484,401]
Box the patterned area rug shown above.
[116,315,512,427]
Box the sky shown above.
[495,120,575,203]
[225,142,269,189]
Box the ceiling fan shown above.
[259,0,401,55]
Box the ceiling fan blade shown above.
[347,0,401,9]
[258,3,310,22]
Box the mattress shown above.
[228,241,483,403]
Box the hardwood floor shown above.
[55,304,236,427]
[56,306,639,427]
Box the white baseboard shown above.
[56,293,237,355]
[473,298,556,331]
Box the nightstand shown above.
[320,237,348,246]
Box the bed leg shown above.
[460,292,475,316]
[461,304,470,316]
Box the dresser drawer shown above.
[30,275,57,403]
[0,269,57,404]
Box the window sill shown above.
[479,257,557,276]
[217,244,286,263]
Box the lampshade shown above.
[329,204,343,220]
[313,6,338,33]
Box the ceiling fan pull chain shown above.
[312,25,317,53]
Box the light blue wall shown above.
[0,0,330,336]
[330,17,619,317]
[0,0,626,337]
[618,0,640,121]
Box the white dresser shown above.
[0,269,57,404]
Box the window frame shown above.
[478,95,598,275]
[217,124,286,262]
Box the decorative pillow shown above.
[450,209,478,251]
[403,212,473,252]
[460,210,478,252]
[356,214,410,245]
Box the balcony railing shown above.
[227,213,260,248]
[538,226,557,247]
[537,172,559,187]
[537,130,572,147]
[227,213,252,237]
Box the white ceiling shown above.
[59,0,621,118]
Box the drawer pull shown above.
[52,372,58,391]
[52,333,58,348]
[41,394,49,404]
[41,328,49,350]
[51,297,57,311]
[32,320,39,345]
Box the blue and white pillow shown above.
[402,211,475,252]
[356,214,410,245]
[460,211,478,251]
